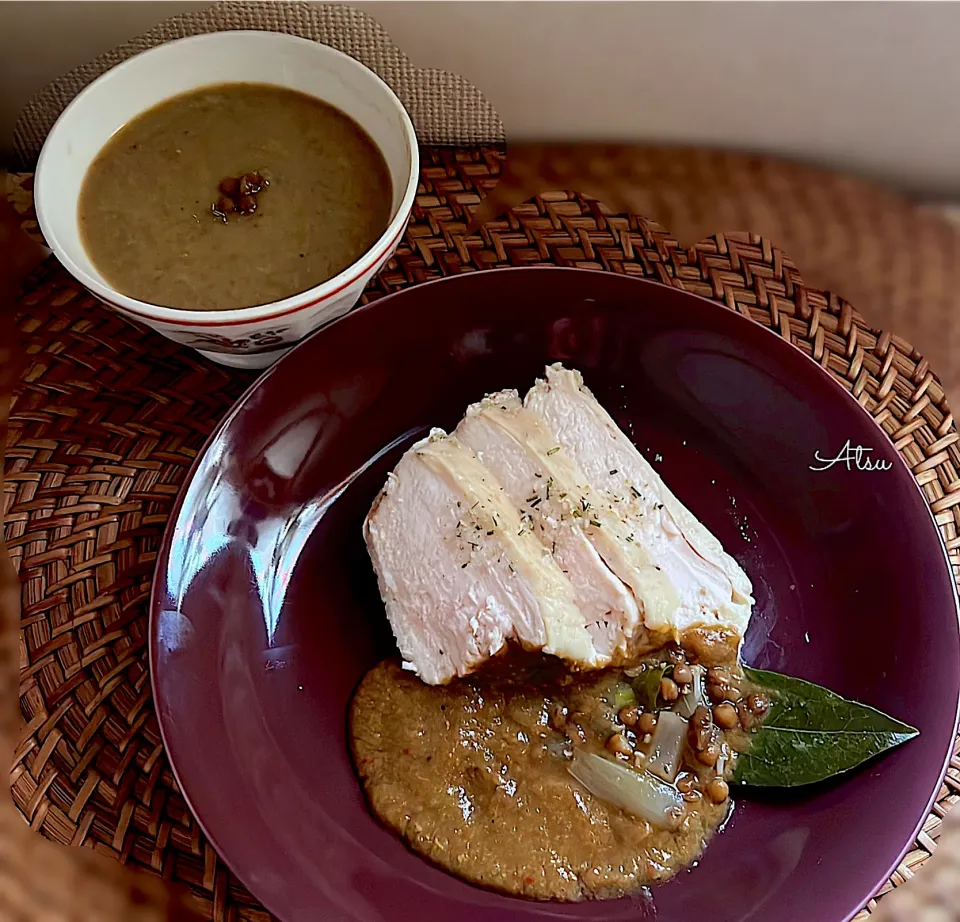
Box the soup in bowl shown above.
[35,30,419,369]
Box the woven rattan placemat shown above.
[6,147,960,921]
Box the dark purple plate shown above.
[150,267,960,922]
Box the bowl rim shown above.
[148,266,960,922]
[34,29,420,327]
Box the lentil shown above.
[696,740,721,768]
[236,194,258,215]
[660,677,680,703]
[713,702,739,730]
[688,706,713,751]
[712,684,741,703]
[676,774,696,794]
[606,732,633,757]
[707,778,730,804]
[707,683,727,704]
[707,667,730,686]
[240,171,266,195]
[637,711,658,734]
[673,665,694,686]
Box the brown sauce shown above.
[350,647,758,901]
[78,83,393,311]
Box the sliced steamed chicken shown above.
[455,391,668,663]
[524,364,754,639]
[363,364,754,685]
[363,429,598,685]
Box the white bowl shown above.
[35,31,419,369]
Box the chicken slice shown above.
[363,429,596,684]
[525,364,754,641]
[456,391,674,662]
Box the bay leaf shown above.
[632,663,669,712]
[731,667,919,788]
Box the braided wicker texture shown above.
[6,147,960,921]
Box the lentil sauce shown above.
[78,83,393,311]
[350,644,762,901]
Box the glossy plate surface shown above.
[150,267,960,922]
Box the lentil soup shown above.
[350,646,765,901]
[77,83,393,311]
